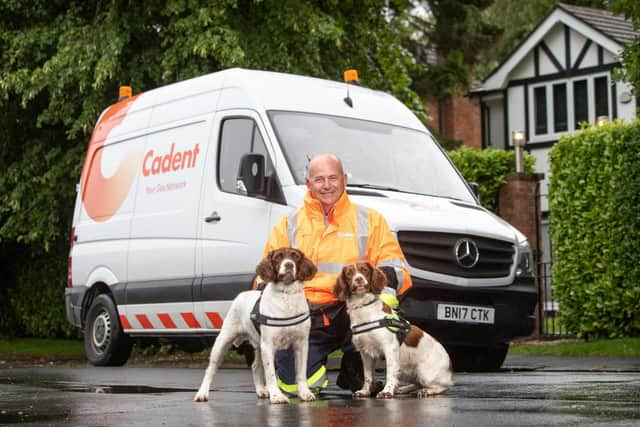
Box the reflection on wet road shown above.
[1,365,639,425]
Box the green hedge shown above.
[447,146,535,213]
[549,120,640,338]
[0,242,78,339]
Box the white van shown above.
[65,68,537,370]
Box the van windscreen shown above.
[268,111,475,202]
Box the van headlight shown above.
[516,241,535,278]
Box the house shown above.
[470,3,639,263]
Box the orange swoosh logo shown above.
[80,95,141,222]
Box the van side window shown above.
[218,118,277,196]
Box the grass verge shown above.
[508,337,640,357]
[1,337,638,361]
[0,338,84,356]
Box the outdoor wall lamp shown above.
[596,116,610,127]
[512,130,526,173]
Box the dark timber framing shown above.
[524,83,530,142]
[572,39,592,70]
[612,81,618,119]
[503,89,509,148]
[509,63,618,87]
[564,25,571,70]
[540,41,565,73]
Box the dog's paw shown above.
[255,387,269,399]
[353,389,371,399]
[269,393,290,404]
[416,388,438,399]
[376,390,394,399]
[298,389,316,402]
[193,392,209,402]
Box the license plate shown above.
[436,303,495,324]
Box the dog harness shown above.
[351,304,411,345]
[250,295,310,334]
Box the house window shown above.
[553,83,567,132]
[594,76,609,118]
[529,73,611,142]
[534,86,548,135]
[573,80,588,129]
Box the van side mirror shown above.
[237,153,265,196]
[468,181,481,202]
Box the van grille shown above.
[397,231,515,278]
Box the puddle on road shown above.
[57,383,190,394]
[0,376,190,394]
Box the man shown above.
[261,153,412,393]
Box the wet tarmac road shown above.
[1,356,639,426]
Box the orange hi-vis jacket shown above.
[264,190,412,306]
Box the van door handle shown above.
[205,211,221,223]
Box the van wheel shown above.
[84,294,132,366]
[448,344,508,372]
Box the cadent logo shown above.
[81,95,201,222]
[142,143,200,176]
[81,95,141,223]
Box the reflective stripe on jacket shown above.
[264,190,412,305]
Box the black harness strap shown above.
[351,316,411,345]
[250,295,310,335]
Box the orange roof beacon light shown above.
[343,69,359,85]
[343,69,359,108]
[119,86,132,101]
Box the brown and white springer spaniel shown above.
[195,248,317,404]
[334,261,453,399]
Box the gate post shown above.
[499,172,544,338]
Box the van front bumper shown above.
[399,276,537,347]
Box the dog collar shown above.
[350,295,379,310]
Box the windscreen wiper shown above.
[347,183,402,192]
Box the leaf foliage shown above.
[448,147,535,213]
[549,120,640,338]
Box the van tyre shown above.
[84,294,132,366]
[448,344,508,372]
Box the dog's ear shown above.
[370,265,388,294]
[256,251,276,284]
[333,269,350,301]
[297,253,317,282]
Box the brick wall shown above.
[424,95,482,149]
[498,173,542,253]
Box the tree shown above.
[408,0,500,99]
[0,0,421,337]
[611,0,640,94]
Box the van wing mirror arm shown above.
[468,181,481,202]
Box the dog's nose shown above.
[283,261,294,271]
[354,276,364,285]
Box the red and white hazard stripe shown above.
[118,305,225,331]
[120,311,224,330]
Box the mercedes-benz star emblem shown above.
[454,238,480,269]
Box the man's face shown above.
[306,156,347,214]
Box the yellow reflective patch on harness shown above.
[385,313,401,332]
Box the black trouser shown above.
[275,302,361,392]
